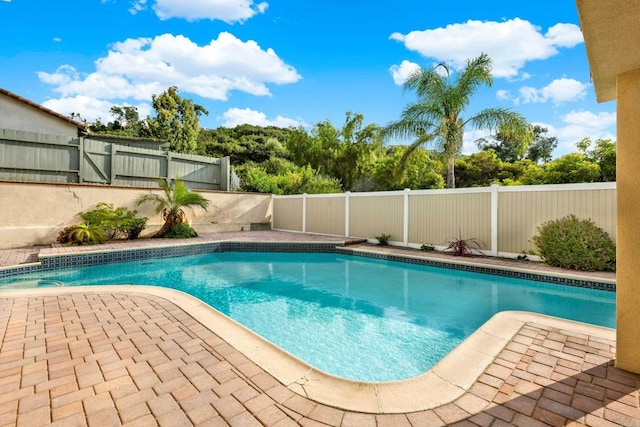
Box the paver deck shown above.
[0,231,636,426]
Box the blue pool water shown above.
[0,252,615,382]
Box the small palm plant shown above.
[136,178,209,238]
[57,223,106,245]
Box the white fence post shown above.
[403,188,410,247]
[490,184,499,256]
[302,193,307,233]
[345,191,350,237]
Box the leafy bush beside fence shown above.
[532,214,616,271]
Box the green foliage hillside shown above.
[83,83,616,195]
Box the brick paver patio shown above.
[0,232,636,426]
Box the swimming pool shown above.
[0,251,615,382]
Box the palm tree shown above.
[384,53,532,188]
[136,179,209,238]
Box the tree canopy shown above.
[286,111,383,191]
[476,125,557,164]
[78,76,616,195]
[145,86,208,153]
[383,53,532,188]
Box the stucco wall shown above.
[0,181,271,249]
[615,69,640,373]
[0,94,79,137]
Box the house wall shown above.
[0,93,79,137]
[615,69,640,372]
[0,181,271,249]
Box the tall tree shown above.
[476,125,556,164]
[146,86,208,153]
[525,126,558,164]
[577,137,616,181]
[383,53,532,188]
[286,111,383,190]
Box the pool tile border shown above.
[37,241,338,270]
[0,241,338,279]
[335,247,616,292]
[0,241,614,292]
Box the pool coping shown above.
[0,285,616,414]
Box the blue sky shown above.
[0,0,616,157]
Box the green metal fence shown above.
[0,128,231,190]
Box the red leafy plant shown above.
[443,232,485,256]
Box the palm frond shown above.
[454,53,493,103]
[136,178,209,216]
[381,115,436,142]
[135,193,166,214]
[467,108,530,135]
[384,53,527,189]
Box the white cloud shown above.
[540,110,616,155]
[496,89,510,101]
[462,128,492,155]
[218,107,304,128]
[151,0,268,23]
[53,37,62,43]
[38,65,79,86]
[37,32,301,103]
[42,96,152,124]
[563,110,616,129]
[508,72,531,82]
[389,60,421,85]
[129,0,147,15]
[518,78,589,105]
[545,23,584,47]
[390,18,583,79]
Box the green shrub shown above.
[165,222,198,239]
[80,202,147,240]
[375,233,391,245]
[56,223,106,245]
[121,216,148,240]
[532,214,616,271]
[420,244,435,252]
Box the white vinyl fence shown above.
[272,182,616,258]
